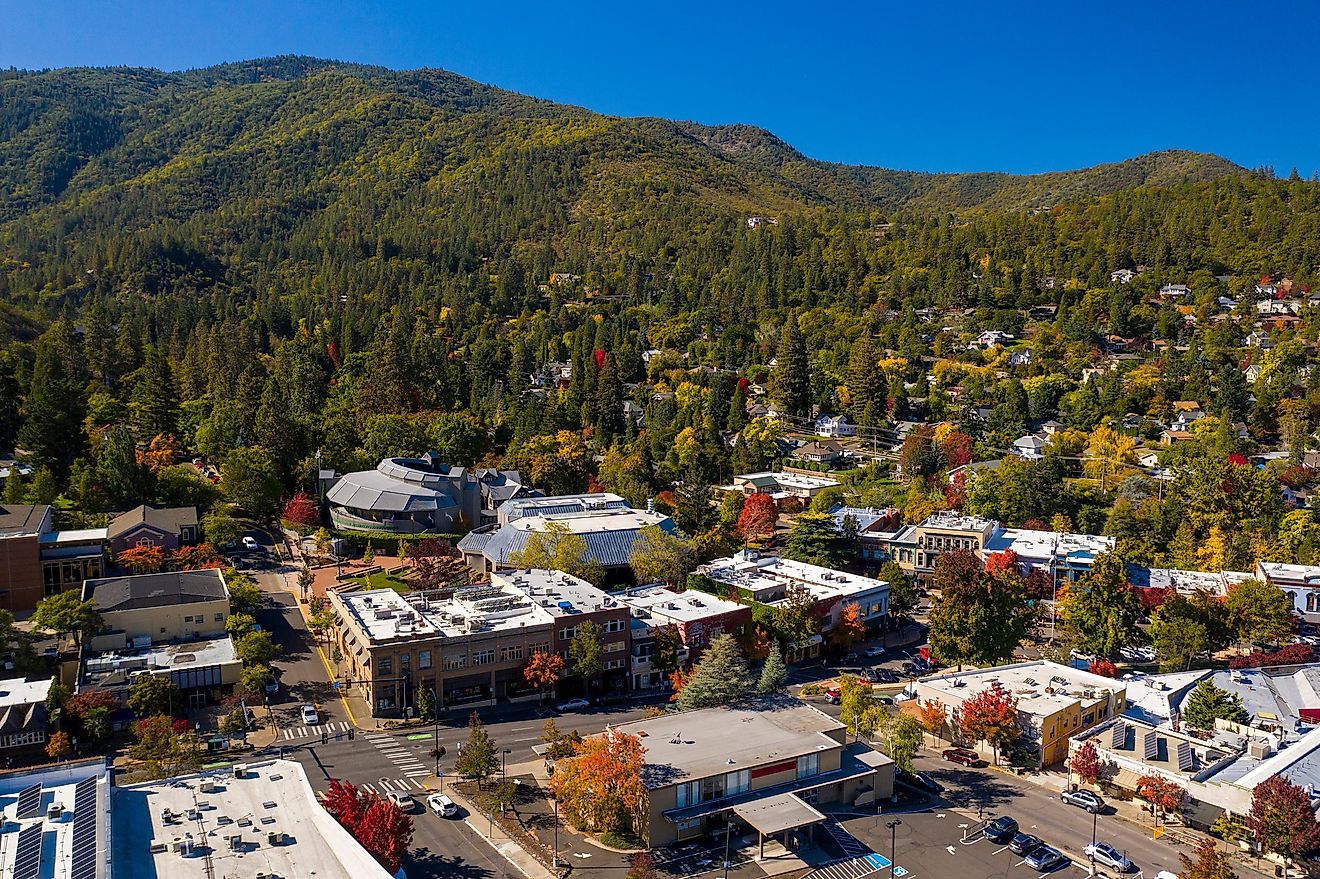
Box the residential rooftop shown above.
[106,505,198,538]
[114,759,392,879]
[619,585,745,625]
[0,505,50,539]
[83,569,228,613]
[611,700,845,789]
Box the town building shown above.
[326,453,533,533]
[695,551,889,636]
[609,699,893,848]
[983,528,1116,581]
[106,505,198,555]
[0,678,53,759]
[1255,561,1320,617]
[885,512,999,582]
[912,660,1127,766]
[813,415,856,439]
[329,569,627,717]
[0,758,111,879]
[791,440,846,468]
[618,585,751,664]
[79,569,240,710]
[722,472,840,506]
[829,506,902,573]
[0,504,107,613]
[458,494,677,582]
[83,569,231,652]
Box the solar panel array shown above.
[13,822,41,879]
[71,777,98,879]
[14,783,41,819]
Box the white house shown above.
[969,330,1014,349]
[1011,434,1046,460]
[1110,268,1138,284]
[1008,349,1033,368]
[815,414,857,438]
[1159,284,1191,299]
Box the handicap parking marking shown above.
[864,853,892,869]
[892,867,909,878]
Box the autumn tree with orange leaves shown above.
[736,494,778,543]
[829,602,866,652]
[116,545,165,574]
[1135,774,1185,824]
[523,651,566,704]
[916,698,947,744]
[548,730,648,840]
[956,682,1020,763]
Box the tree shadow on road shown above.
[406,850,500,879]
[932,768,1025,817]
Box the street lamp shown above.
[502,748,512,779]
[551,795,560,869]
[723,815,734,879]
[1088,809,1098,877]
[430,686,441,776]
[886,819,901,878]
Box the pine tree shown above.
[18,331,86,476]
[757,641,787,693]
[769,312,810,417]
[677,634,750,710]
[847,335,881,422]
[1182,680,1248,729]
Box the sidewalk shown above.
[441,778,559,879]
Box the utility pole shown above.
[887,819,901,878]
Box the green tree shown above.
[234,630,279,666]
[769,312,810,417]
[1225,578,1295,647]
[1182,680,1248,729]
[782,512,847,568]
[17,327,86,476]
[1149,612,1208,672]
[757,641,787,694]
[221,447,283,519]
[677,634,750,710]
[772,586,822,650]
[878,561,918,618]
[203,507,245,546]
[127,675,181,718]
[1057,554,1143,657]
[417,686,435,723]
[456,713,500,786]
[569,620,605,690]
[30,592,103,650]
[226,612,257,638]
[928,554,1035,668]
[629,525,697,587]
[881,713,924,773]
[510,522,605,586]
[239,664,274,696]
[226,572,263,611]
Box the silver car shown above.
[1085,842,1133,873]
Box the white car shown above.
[387,791,418,813]
[862,646,886,659]
[1084,842,1133,873]
[300,704,319,725]
[241,536,260,551]
[427,794,458,818]
[556,698,590,712]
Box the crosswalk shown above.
[358,776,433,796]
[365,732,433,783]
[281,721,354,740]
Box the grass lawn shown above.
[346,571,411,593]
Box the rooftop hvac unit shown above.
[199,780,217,794]
[46,802,63,820]
[232,764,248,778]
[229,834,243,851]
[267,831,286,846]
[1248,739,1273,760]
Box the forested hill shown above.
[1,55,1241,228]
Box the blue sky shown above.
[6,0,1318,176]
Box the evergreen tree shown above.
[455,712,500,785]
[1182,679,1248,729]
[757,641,787,694]
[782,512,847,568]
[846,335,881,423]
[18,331,86,476]
[677,634,750,710]
[132,345,180,440]
[769,312,810,417]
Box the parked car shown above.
[387,791,418,813]
[1060,789,1105,813]
[241,535,260,551]
[555,698,590,713]
[1009,833,1042,855]
[824,689,841,705]
[897,768,939,792]
[873,668,899,684]
[984,815,1019,844]
[863,646,886,659]
[1084,842,1133,873]
[1118,645,1156,663]
[300,704,319,725]
[1024,845,1067,872]
[427,794,458,818]
[942,748,981,767]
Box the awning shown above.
[732,794,826,837]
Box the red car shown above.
[942,748,982,767]
[824,689,841,705]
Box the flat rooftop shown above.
[731,472,839,491]
[918,512,997,532]
[0,759,109,879]
[506,507,669,535]
[497,493,629,521]
[0,678,51,709]
[1128,566,1245,597]
[613,701,844,789]
[339,584,555,643]
[920,660,1125,717]
[114,759,391,879]
[82,637,239,689]
[620,585,745,625]
[1258,562,1320,586]
[493,569,622,618]
[1076,716,1235,779]
[698,554,888,603]
[985,528,1115,560]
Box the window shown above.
[530,642,551,655]
[443,654,467,670]
[214,613,224,622]
[605,659,626,670]
[419,650,432,669]
[605,641,625,653]
[500,645,524,663]
[676,817,703,833]
[379,657,393,674]
[2,731,45,748]
[473,649,495,666]
[1309,592,1320,614]
[796,753,819,779]
[400,653,410,669]
[604,619,624,634]
[675,780,700,808]
[725,769,749,796]
[559,627,577,641]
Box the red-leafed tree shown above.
[324,779,367,830]
[1135,774,1185,823]
[1089,658,1120,678]
[282,490,321,527]
[829,602,867,651]
[356,795,415,874]
[956,682,1020,763]
[1248,775,1320,864]
[984,549,1021,578]
[1138,586,1174,615]
[667,667,691,702]
[917,698,947,744]
[407,537,467,590]
[116,545,165,574]
[523,651,566,704]
[736,494,778,543]
[1070,740,1103,783]
[172,542,223,571]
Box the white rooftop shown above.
[114,759,391,879]
[698,553,887,604]
[0,760,109,879]
[918,512,997,532]
[920,660,1125,717]
[492,568,622,618]
[1257,561,1320,586]
[985,527,1115,561]
[621,585,745,625]
[0,678,51,709]
[506,507,668,536]
[339,583,555,643]
[732,472,840,491]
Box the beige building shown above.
[608,699,893,849]
[329,569,626,717]
[912,660,1127,766]
[83,569,230,653]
